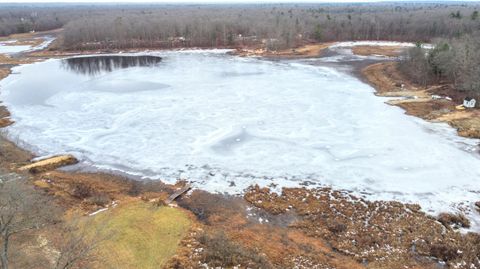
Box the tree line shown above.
[60,3,480,50]
[1,3,480,50]
[400,33,480,95]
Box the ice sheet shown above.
[1,51,479,227]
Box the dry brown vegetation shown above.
[34,171,150,211]
[235,42,333,58]
[0,68,11,80]
[0,135,197,268]
[0,136,33,168]
[352,45,405,57]
[362,62,480,139]
[0,31,45,46]
[171,190,368,268]
[0,105,13,128]
[245,186,480,269]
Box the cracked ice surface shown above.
[1,50,480,225]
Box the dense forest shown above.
[1,3,480,50]
[401,33,480,94]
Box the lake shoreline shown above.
[1,34,480,268]
[361,61,480,140]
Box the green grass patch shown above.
[90,201,190,269]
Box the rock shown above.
[18,155,78,173]
[475,201,480,213]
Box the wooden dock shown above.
[165,185,191,204]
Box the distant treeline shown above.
[1,3,480,50]
[0,5,82,35]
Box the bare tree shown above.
[0,174,58,269]
[53,217,112,269]
[3,3,480,50]
[400,45,432,88]
[401,32,480,96]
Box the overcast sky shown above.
[0,0,377,2]
[0,0,477,3]
[0,0,476,3]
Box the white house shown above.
[463,97,476,108]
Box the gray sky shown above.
[0,0,459,3]
[0,0,476,3]
[0,0,369,2]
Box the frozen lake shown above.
[1,50,480,224]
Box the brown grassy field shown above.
[352,45,406,57]
[235,42,334,58]
[87,201,191,269]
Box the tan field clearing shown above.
[87,201,191,269]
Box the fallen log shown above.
[165,185,191,204]
[18,155,78,173]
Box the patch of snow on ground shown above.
[330,41,432,49]
[0,43,32,54]
[30,36,55,51]
[0,36,55,55]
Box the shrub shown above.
[197,231,271,268]
[72,183,93,199]
[88,193,110,207]
[437,212,470,229]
